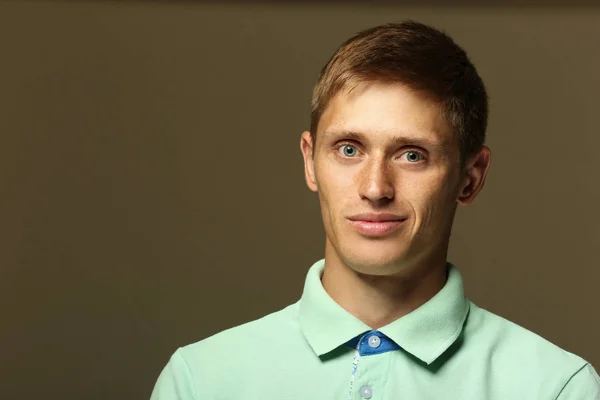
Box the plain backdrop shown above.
[0,1,599,399]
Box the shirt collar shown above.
[298,259,469,365]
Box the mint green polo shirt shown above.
[150,259,600,399]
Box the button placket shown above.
[349,331,393,400]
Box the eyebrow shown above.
[322,130,448,152]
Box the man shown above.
[150,21,600,399]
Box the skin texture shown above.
[300,82,491,329]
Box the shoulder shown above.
[178,300,303,367]
[467,302,587,367]
[466,302,593,395]
[151,302,303,399]
[556,363,600,399]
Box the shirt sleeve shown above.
[556,363,600,400]
[150,349,197,400]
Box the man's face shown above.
[301,82,469,277]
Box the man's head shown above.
[300,21,491,277]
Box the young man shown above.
[150,21,600,399]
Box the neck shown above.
[321,242,449,330]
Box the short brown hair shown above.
[310,21,488,163]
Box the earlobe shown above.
[300,131,318,192]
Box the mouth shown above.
[347,213,407,237]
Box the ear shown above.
[457,145,491,205]
[300,130,318,192]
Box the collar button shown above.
[367,334,381,348]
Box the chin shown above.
[341,241,412,276]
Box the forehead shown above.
[318,82,454,149]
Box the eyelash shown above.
[336,143,426,162]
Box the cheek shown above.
[316,162,356,212]
[406,172,457,225]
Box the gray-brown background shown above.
[1,1,599,399]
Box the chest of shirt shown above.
[192,346,561,400]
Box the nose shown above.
[358,157,395,203]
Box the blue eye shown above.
[339,144,359,157]
[404,151,424,162]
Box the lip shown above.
[347,213,407,237]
